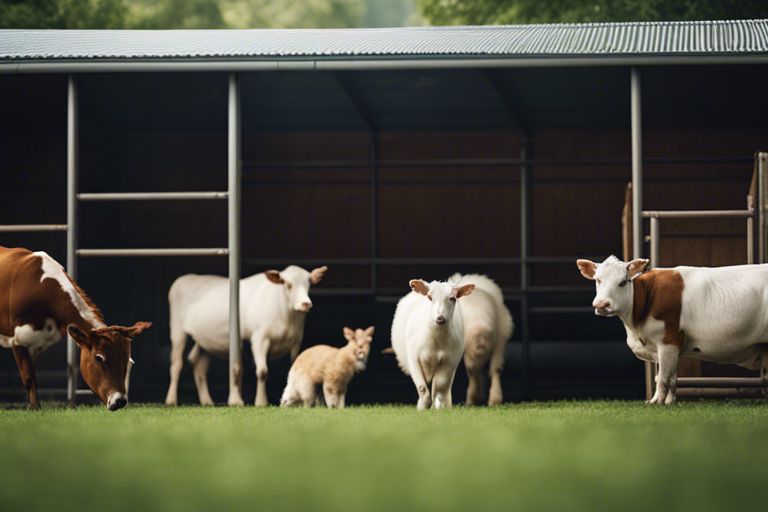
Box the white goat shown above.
[449,273,513,406]
[390,279,475,410]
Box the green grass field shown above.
[1,401,766,511]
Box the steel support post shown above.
[66,74,78,405]
[228,73,242,402]
[520,138,531,399]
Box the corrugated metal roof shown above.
[1,20,767,62]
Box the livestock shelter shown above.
[1,21,768,405]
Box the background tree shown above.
[0,0,127,28]
[418,0,768,25]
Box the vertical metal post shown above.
[228,73,242,399]
[66,74,78,405]
[631,67,653,400]
[630,67,643,261]
[520,137,531,399]
[370,131,378,295]
[747,216,754,264]
[759,152,767,264]
[649,216,659,267]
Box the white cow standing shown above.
[164,265,327,406]
[577,256,768,404]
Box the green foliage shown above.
[0,0,413,29]
[220,0,363,29]
[1,401,768,511]
[0,0,127,28]
[127,0,226,29]
[418,0,768,25]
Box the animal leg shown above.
[409,360,432,411]
[164,332,187,406]
[432,366,458,409]
[251,335,271,406]
[761,351,768,398]
[323,385,341,408]
[338,393,346,409]
[488,341,506,406]
[648,344,679,405]
[12,346,39,410]
[189,346,214,406]
[464,359,485,406]
[227,346,245,407]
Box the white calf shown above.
[449,273,513,405]
[391,279,475,410]
[165,265,327,406]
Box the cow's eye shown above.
[286,282,293,290]
[95,353,106,363]
[596,279,602,284]
[426,294,432,301]
[450,297,457,303]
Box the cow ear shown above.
[310,266,328,285]
[364,326,375,337]
[125,321,153,338]
[577,259,597,280]
[343,326,355,341]
[454,283,475,299]
[67,324,91,348]
[265,270,284,285]
[627,258,650,276]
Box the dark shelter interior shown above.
[2,63,767,405]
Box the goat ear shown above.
[454,283,475,299]
[343,327,355,341]
[577,259,597,280]
[67,324,91,348]
[409,279,429,296]
[310,266,328,285]
[265,270,284,285]
[627,258,650,276]
[364,326,375,337]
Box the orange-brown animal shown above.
[280,326,374,408]
[0,246,152,410]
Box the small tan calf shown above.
[280,326,374,408]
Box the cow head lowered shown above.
[67,321,152,411]
[265,265,328,313]
[577,256,650,317]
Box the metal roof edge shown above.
[2,53,768,74]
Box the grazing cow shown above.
[0,246,152,410]
[165,265,327,406]
[577,255,768,404]
[449,273,514,406]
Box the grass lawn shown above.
[1,400,766,511]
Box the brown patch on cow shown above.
[632,269,685,346]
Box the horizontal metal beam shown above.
[243,156,754,170]
[677,377,765,387]
[244,256,595,267]
[78,248,228,257]
[0,224,67,232]
[3,54,768,75]
[642,209,754,219]
[677,387,764,398]
[78,191,227,201]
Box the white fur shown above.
[8,318,62,356]
[587,256,768,404]
[34,251,105,329]
[449,273,514,405]
[391,281,468,410]
[165,265,321,406]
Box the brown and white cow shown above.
[0,246,151,410]
[577,256,768,404]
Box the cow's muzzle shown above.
[107,392,127,411]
